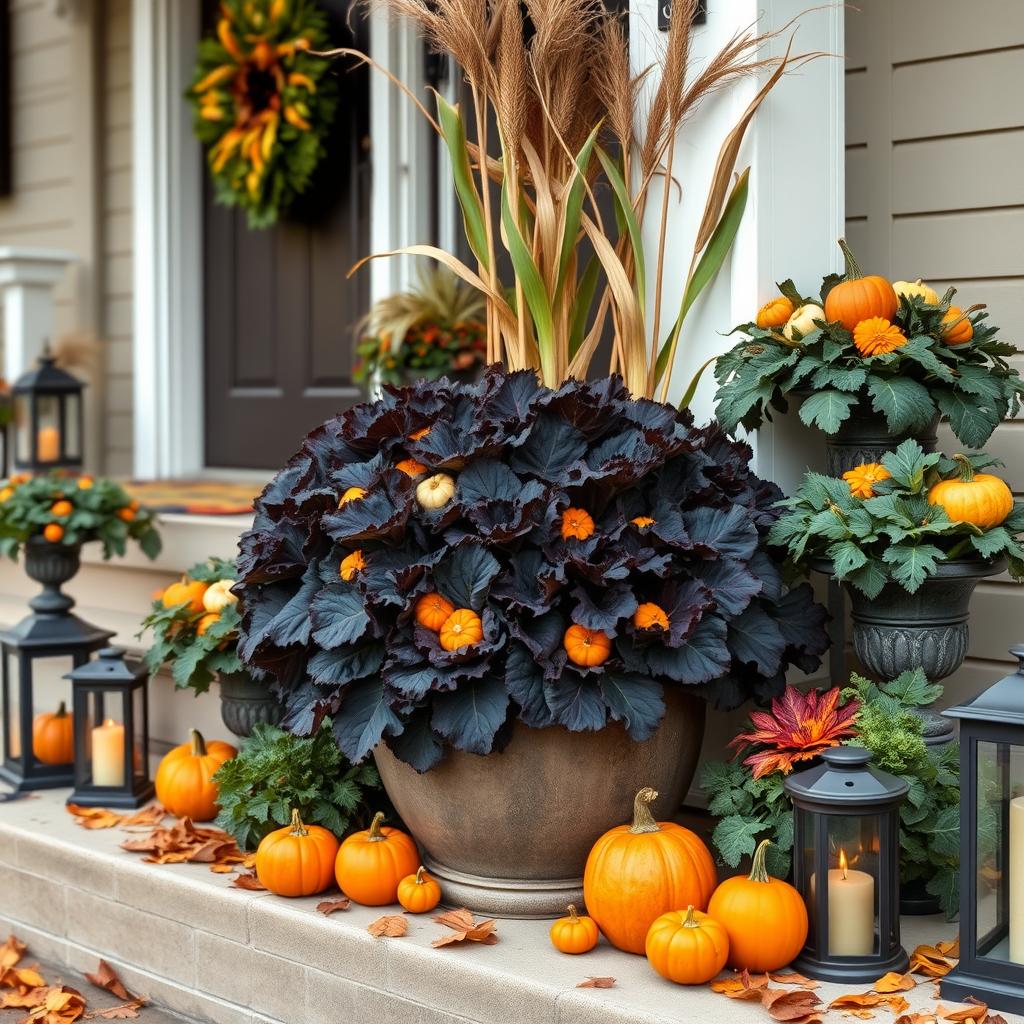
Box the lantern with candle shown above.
[941,645,1024,1015]
[65,648,153,809]
[11,345,84,474]
[783,745,909,982]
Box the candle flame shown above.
[101,718,117,728]
[839,848,849,879]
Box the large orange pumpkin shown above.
[32,701,74,765]
[707,839,808,972]
[823,239,897,331]
[334,812,419,905]
[154,729,237,821]
[583,787,717,954]
[928,455,1014,530]
[646,906,729,984]
[255,809,339,897]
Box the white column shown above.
[0,248,77,382]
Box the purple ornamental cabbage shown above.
[235,370,829,771]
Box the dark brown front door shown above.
[202,1,370,470]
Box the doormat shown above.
[123,479,265,516]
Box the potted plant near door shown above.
[139,557,281,737]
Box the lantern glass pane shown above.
[2,651,20,760]
[63,393,81,459]
[36,395,61,464]
[28,656,77,769]
[12,394,29,465]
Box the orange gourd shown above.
[335,811,419,905]
[162,579,209,614]
[928,455,1014,530]
[154,729,237,821]
[561,508,595,541]
[707,839,808,972]
[196,612,219,636]
[756,296,794,330]
[645,906,729,984]
[583,787,718,954]
[550,904,599,955]
[563,624,611,667]
[634,603,669,632]
[255,808,339,897]
[340,550,366,582]
[941,306,974,346]
[43,523,64,543]
[823,239,897,331]
[415,592,455,632]
[397,865,442,913]
[50,500,73,518]
[32,701,74,765]
[439,608,483,651]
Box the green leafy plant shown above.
[714,261,1024,447]
[769,440,1024,597]
[212,720,383,850]
[0,472,160,560]
[139,557,241,694]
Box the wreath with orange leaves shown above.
[188,0,337,228]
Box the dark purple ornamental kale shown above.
[235,370,829,772]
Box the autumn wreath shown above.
[187,0,337,227]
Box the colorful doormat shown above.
[123,479,265,516]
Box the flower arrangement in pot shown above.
[770,439,1024,680]
[713,242,1024,473]
[139,557,281,738]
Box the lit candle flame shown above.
[839,848,849,880]
[101,718,117,728]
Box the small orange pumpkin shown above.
[415,592,455,632]
[824,239,898,331]
[162,578,209,614]
[561,508,595,541]
[397,865,442,913]
[707,839,808,972]
[646,906,729,985]
[196,612,219,636]
[439,608,483,651]
[563,624,611,667]
[50,500,73,518]
[255,808,339,897]
[755,296,794,330]
[634,602,669,632]
[340,550,366,582]
[550,904,599,955]
[32,701,74,765]
[335,811,419,905]
[43,523,64,543]
[928,454,1014,530]
[154,729,237,821]
[583,787,717,954]
[941,306,974,346]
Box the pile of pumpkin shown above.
[157,573,238,637]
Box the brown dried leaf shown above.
[118,805,166,829]
[83,960,133,1002]
[17,984,87,1023]
[229,871,267,892]
[208,863,236,874]
[884,996,911,1015]
[0,936,26,970]
[829,993,884,1010]
[841,1012,875,1020]
[316,898,351,916]
[762,989,822,1021]
[86,999,147,1020]
[1,987,49,1009]
[714,971,772,1000]
[875,972,916,993]
[909,942,958,979]
[936,1003,987,1023]
[120,818,243,873]
[894,1014,936,1024]
[577,977,615,989]
[986,1015,1009,1024]
[430,907,499,947]
[770,973,819,990]
[368,915,408,939]
[1,966,47,992]
[67,806,122,830]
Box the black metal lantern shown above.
[941,645,1024,1015]
[11,345,84,473]
[66,647,153,810]
[784,746,910,982]
[0,548,112,796]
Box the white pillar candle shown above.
[827,849,875,955]
[91,718,125,786]
[1009,796,1024,963]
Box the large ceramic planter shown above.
[373,686,705,919]
[218,671,283,738]
[824,557,1005,681]
[23,537,82,614]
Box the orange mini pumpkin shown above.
[550,904,599,955]
[941,306,974,346]
[335,811,419,905]
[824,239,898,331]
[583,787,717,955]
[32,701,74,766]
[755,296,794,330]
[439,608,483,651]
[395,458,428,478]
[415,592,455,632]
[563,624,611,667]
[50,500,73,518]
[561,508,595,541]
[196,612,219,637]
[154,729,237,821]
[646,906,729,985]
[162,578,209,614]
[255,808,339,897]
[43,523,64,543]
[634,602,669,632]
[397,865,442,913]
[928,454,1014,530]
[707,839,808,972]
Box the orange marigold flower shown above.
[340,550,366,581]
[853,317,907,357]
[338,486,366,507]
[631,516,655,528]
[561,508,595,541]
[843,462,892,499]
[634,602,669,631]
[395,458,427,478]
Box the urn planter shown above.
[373,686,706,919]
[218,671,283,738]
[24,537,83,613]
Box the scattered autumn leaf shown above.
[875,972,916,993]
[712,971,772,1000]
[87,998,147,1019]
[987,1015,1009,1024]
[894,1014,936,1024]
[367,915,408,939]
[83,961,134,1003]
[1,965,47,992]
[66,806,122,830]
[577,977,615,989]
[117,805,166,829]
[770,972,819,990]
[229,871,266,892]
[936,1003,987,1023]
[761,988,822,1021]
[430,908,498,947]
[120,818,243,872]
[18,983,87,1023]
[909,941,959,979]
[1,987,49,1009]
[0,935,26,970]
[316,898,351,916]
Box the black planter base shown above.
[942,968,1024,1018]
[791,945,909,985]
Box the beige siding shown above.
[845,3,1024,703]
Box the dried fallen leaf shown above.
[770,972,819,990]
[713,971,772,1000]
[367,915,408,939]
[83,961,133,1002]
[316,898,351,916]
[1,966,47,992]
[909,942,958,979]
[118,805,166,829]
[577,977,615,989]
[936,1003,987,1023]
[67,806,123,830]
[430,907,498,947]
[830,993,885,1010]
[762,988,822,1021]
[86,998,147,1020]
[18,984,87,1023]
[884,996,911,1015]
[894,1014,936,1024]
[120,818,243,873]
[0,936,26,970]
[229,871,266,892]
[875,972,916,993]
[986,1015,1009,1024]
[1,988,49,1010]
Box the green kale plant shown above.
[213,720,384,850]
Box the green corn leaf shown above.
[678,355,718,411]
[655,167,750,386]
[436,94,489,270]
[569,254,602,361]
[555,124,601,302]
[500,178,555,384]
[596,146,646,315]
